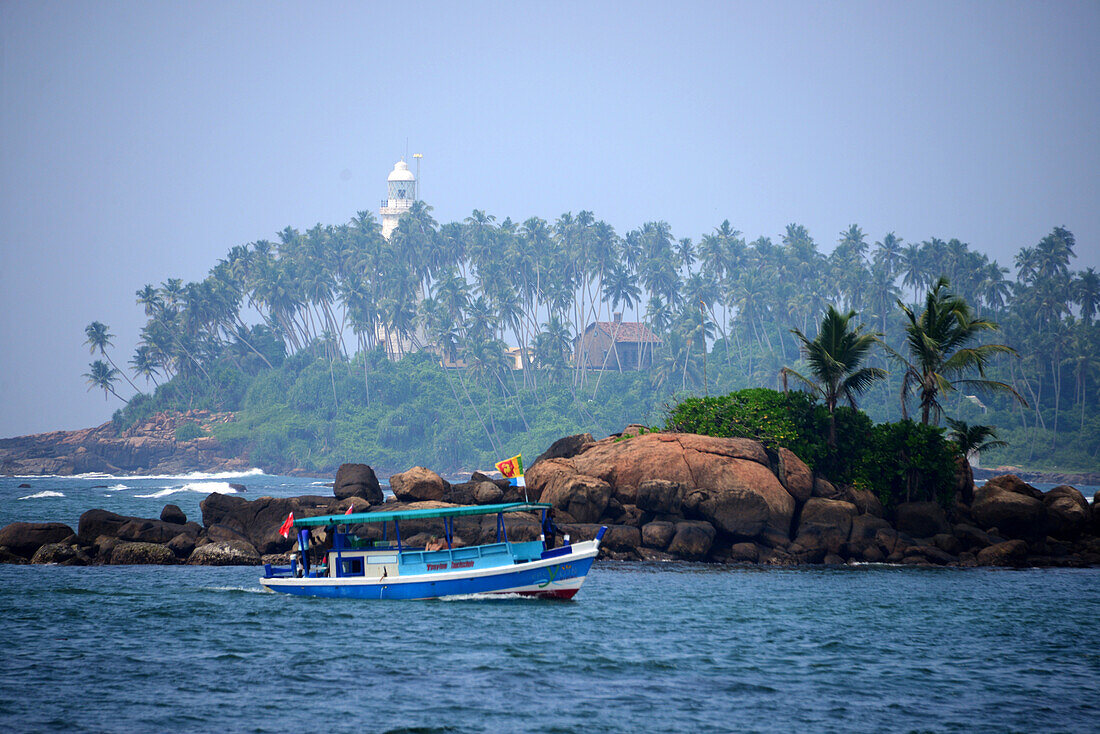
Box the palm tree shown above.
[83,360,123,402]
[85,321,139,394]
[895,278,1024,425]
[787,306,886,447]
[946,418,1007,462]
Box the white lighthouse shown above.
[380,159,416,239]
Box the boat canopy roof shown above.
[292,502,553,528]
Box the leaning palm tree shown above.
[787,306,886,447]
[83,360,123,402]
[894,277,1024,425]
[85,321,140,393]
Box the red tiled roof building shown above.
[574,314,660,370]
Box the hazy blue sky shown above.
[1,0,1098,438]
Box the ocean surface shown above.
[2,473,1099,733]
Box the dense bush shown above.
[666,388,959,508]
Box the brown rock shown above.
[333,463,384,503]
[896,502,950,539]
[388,466,445,503]
[812,477,843,499]
[539,474,612,524]
[728,542,760,563]
[932,533,962,555]
[77,509,132,543]
[972,481,1046,539]
[186,540,261,566]
[953,523,993,551]
[117,519,192,545]
[1043,485,1090,539]
[641,521,676,550]
[846,487,884,518]
[31,543,89,565]
[473,481,504,505]
[160,504,187,524]
[601,525,642,554]
[635,480,682,515]
[850,514,891,543]
[531,433,595,467]
[110,541,179,565]
[862,545,884,562]
[667,521,716,560]
[0,546,28,564]
[796,498,858,547]
[976,539,1029,567]
[167,533,196,559]
[777,448,813,504]
[0,522,76,559]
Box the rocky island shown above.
[3,428,1098,569]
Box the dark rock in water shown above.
[850,514,891,543]
[0,521,76,559]
[389,466,446,503]
[0,546,29,564]
[932,533,963,556]
[333,463,383,503]
[635,479,682,515]
[17,483,31,489]
[641,521,675,550]
[1093,492,1100,534]
[31,542,90,565]
[728,542,760,563]
[77,509,131,544]
[200,493,333,556]
[954,524,993,551]
[167,533,196,559]
[111,541,178,565]
[1042,486,1090,539]
[531,432,595,468]
[795,498,857,549]
[117,518,196,545]
[160,504,187,524]
[667,521,715,560]
[977,539,1029,567]
[601,525,642,554]
[896,502,950,539]
[229,483,246,492]
[204,523,252,545]
[972,477,1046,540]
[187,540,261,566]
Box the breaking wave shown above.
[18,490,65,500]
[134,482,243,499]
[14,468,265,481]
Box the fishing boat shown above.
[260,502,605,600]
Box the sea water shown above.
[1,474,1098,733]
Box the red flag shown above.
[278,512,294,538]
[344,505,355,515]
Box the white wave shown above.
[134,481,242,499]
[18,490,65,500]
[107,484,130,491]
[12,468,266,481]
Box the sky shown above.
[1,0,1098,438]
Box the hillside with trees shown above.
[84,204,1098,475]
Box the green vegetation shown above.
[667,389,957,508]
[84,207,1098,475]
[174,421,207,441]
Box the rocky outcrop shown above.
[389,466,447,502]
[896,502,950,539]
[1042,485,1090,539]
[333,463,384,503]
[187,540,261,566]
[971,477,1046,540]
[531,433,595,467]
[0,410,250,476]
[111,541,179,565]
[0,522,75,559]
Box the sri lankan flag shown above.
[495,454,523,479]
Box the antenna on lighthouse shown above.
[413,153,423,201]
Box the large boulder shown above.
[117,518,198,545]
[777,448,813,504]
[846,488,884,518]
[160,504,187,524]
[601,525,642,554]
[110,541,179,565]
[77,509,132,543]
[0,522,75,559]
[31,543,89,565]
[539,474,612,524]
[187,540,261,566]
[895,502,950,539]
[333,463,384,503]
[389,466,446,503]
[977,539,1029,567]
[1043,485,1090,539]
[641,521,676,550]
[473,481,504,505]
[635,480,682,515]
[850,514,892,543]
[971,478,1046,539]
[667,521,716,560]
[199,493,334,555]
[795,498,858,549]
[531,433,595,467]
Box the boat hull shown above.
[260,544,597,601]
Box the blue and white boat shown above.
[260,502,605,600]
